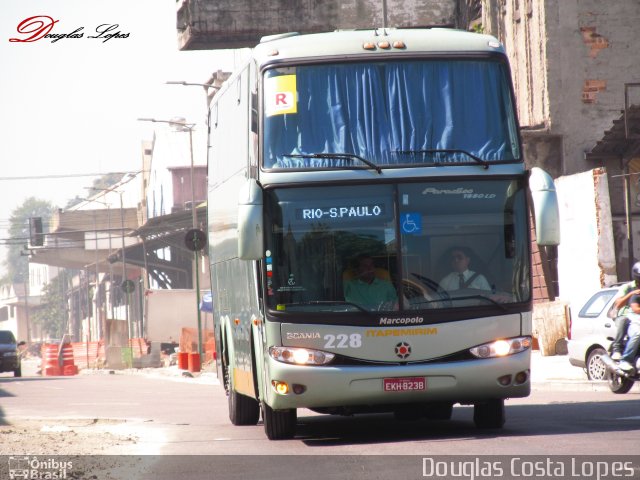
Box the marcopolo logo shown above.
[8,456,73,479]
[8,15,130,43]
[379,316,425,325]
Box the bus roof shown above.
[253,28,505,67]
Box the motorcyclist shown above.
[618,295,640,372]
[610,261,640,360]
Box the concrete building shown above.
[28,174,142,344]
[0,284,37,343]
[176,0,462,50]
[482,0,640,299]
[170,1,640,352]
[0,263,60,343]
[174,1,640,277]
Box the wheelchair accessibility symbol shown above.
[401,213,422,234]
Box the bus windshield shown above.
[263,59,521,170]
[264,179,530,315]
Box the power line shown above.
[0,171,143,181]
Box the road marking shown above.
[70,402,141,406]
[617,416,640,420]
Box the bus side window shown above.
[212,103,219,128]
[251,91,258,134]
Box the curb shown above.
[530,380,614,392]
[80,366,221,385]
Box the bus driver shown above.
[439,247,491,292]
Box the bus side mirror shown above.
[529,167,560,246]
[238,179,264,260]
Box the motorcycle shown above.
[599,336,640,394]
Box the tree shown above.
[90,172,125,192]
[31,270,71,339]
[65,172,124,209]
[2,197,54,284]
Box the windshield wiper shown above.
[395,149,489,169]
[283,153,382,174]
[447,294,508,311]
[279,300,374,314]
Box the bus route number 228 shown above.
[324,333,362,349]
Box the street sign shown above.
[185,228,207,251]
[29,217,44,246]
[121,279,135,294]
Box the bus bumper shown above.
[264,350,531,410]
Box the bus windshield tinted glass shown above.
[264,180,529,314]
[263,60,520,169]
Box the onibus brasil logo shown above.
[8,456,73,479]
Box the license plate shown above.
[383,377,426,392]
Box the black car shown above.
[0,330,21,377]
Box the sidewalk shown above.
[80,363,221,385]
[530,350,616,392]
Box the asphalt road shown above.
[1,368,639,454]
[2,360,640,479]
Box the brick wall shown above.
[582,79,606,104]
[579,26,609,59]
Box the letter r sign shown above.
[265,74,297,116]
[275,92,290,106]
[274,91,293,108]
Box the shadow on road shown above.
[295,398,640,447]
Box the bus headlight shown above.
[269,346,335,365]
[469,336,531,359]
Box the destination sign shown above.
[296,204,386,221]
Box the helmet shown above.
[632,262,640,281]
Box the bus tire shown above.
[473,399,505,429]
[263,403,296,440]
[227,368,260,426]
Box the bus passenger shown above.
[439,247,491,291]
[344,255,398,310]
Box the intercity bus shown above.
[207,27,560,440]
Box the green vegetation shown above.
[31,270,72,339]
[2,197,54,284]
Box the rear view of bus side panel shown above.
[208,63,258,399]
[212,258,260,399]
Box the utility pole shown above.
[138,117,204,359]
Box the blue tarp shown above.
[200,291,213,312]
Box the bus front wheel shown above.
[263,403,296,440]
[473,399,505,429]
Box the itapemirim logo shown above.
[8,456,73,479]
